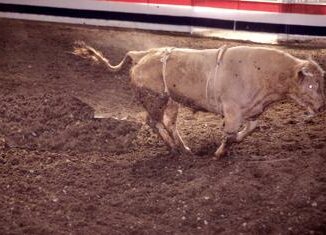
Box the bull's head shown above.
[290,59,325,115]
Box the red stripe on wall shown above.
[100,0,326,15]
[197,0,326,14]
[149,0,192,5]
[103,0,148,3]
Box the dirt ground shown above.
[0,18,325,235]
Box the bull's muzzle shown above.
[312,101,325,115]
[317,104,325,113]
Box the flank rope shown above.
[206,45,227,108]
[160,47,174,95]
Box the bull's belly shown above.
[133,80,220,114]
[131,79,223,114]
[169,91,211,112]
[164,77,222,113]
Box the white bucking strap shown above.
[205,45,227,106]
[160,47,174,95]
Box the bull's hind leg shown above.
[153,122,177,150]
[162,99,191,154]
[137,89,181,153]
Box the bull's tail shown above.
[73,41,130,72]
[73,41,148,72]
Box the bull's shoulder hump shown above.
[227,46,292,56]
[227,46,281,53]
[226,46,300,61]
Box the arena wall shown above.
[0,0,325,43]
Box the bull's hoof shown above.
[181,146,193,155]
[213,148,227,160]
[170,147,193,156]
[170,148,182,156]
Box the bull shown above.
[73,42,325,158]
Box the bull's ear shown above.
[301,67,313,77]
[297,65,312,84]
[297,69,305,84]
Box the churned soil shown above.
[0,19,325,235]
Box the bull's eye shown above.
[308,84,313,89]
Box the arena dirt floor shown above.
[0,18,325,235]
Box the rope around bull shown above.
[160,47,175,95]
[205,45,227,109]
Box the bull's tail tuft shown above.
[73,41,101,63]
[72,41,128,72]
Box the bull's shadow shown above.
[130,144,235,184]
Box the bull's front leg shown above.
[214,133,237,158]
[214,105,243,159]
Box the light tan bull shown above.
[73,42,325,158]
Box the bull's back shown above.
[216,46,299,106]
[222,46,299,78]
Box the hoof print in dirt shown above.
[193,142,218,156]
